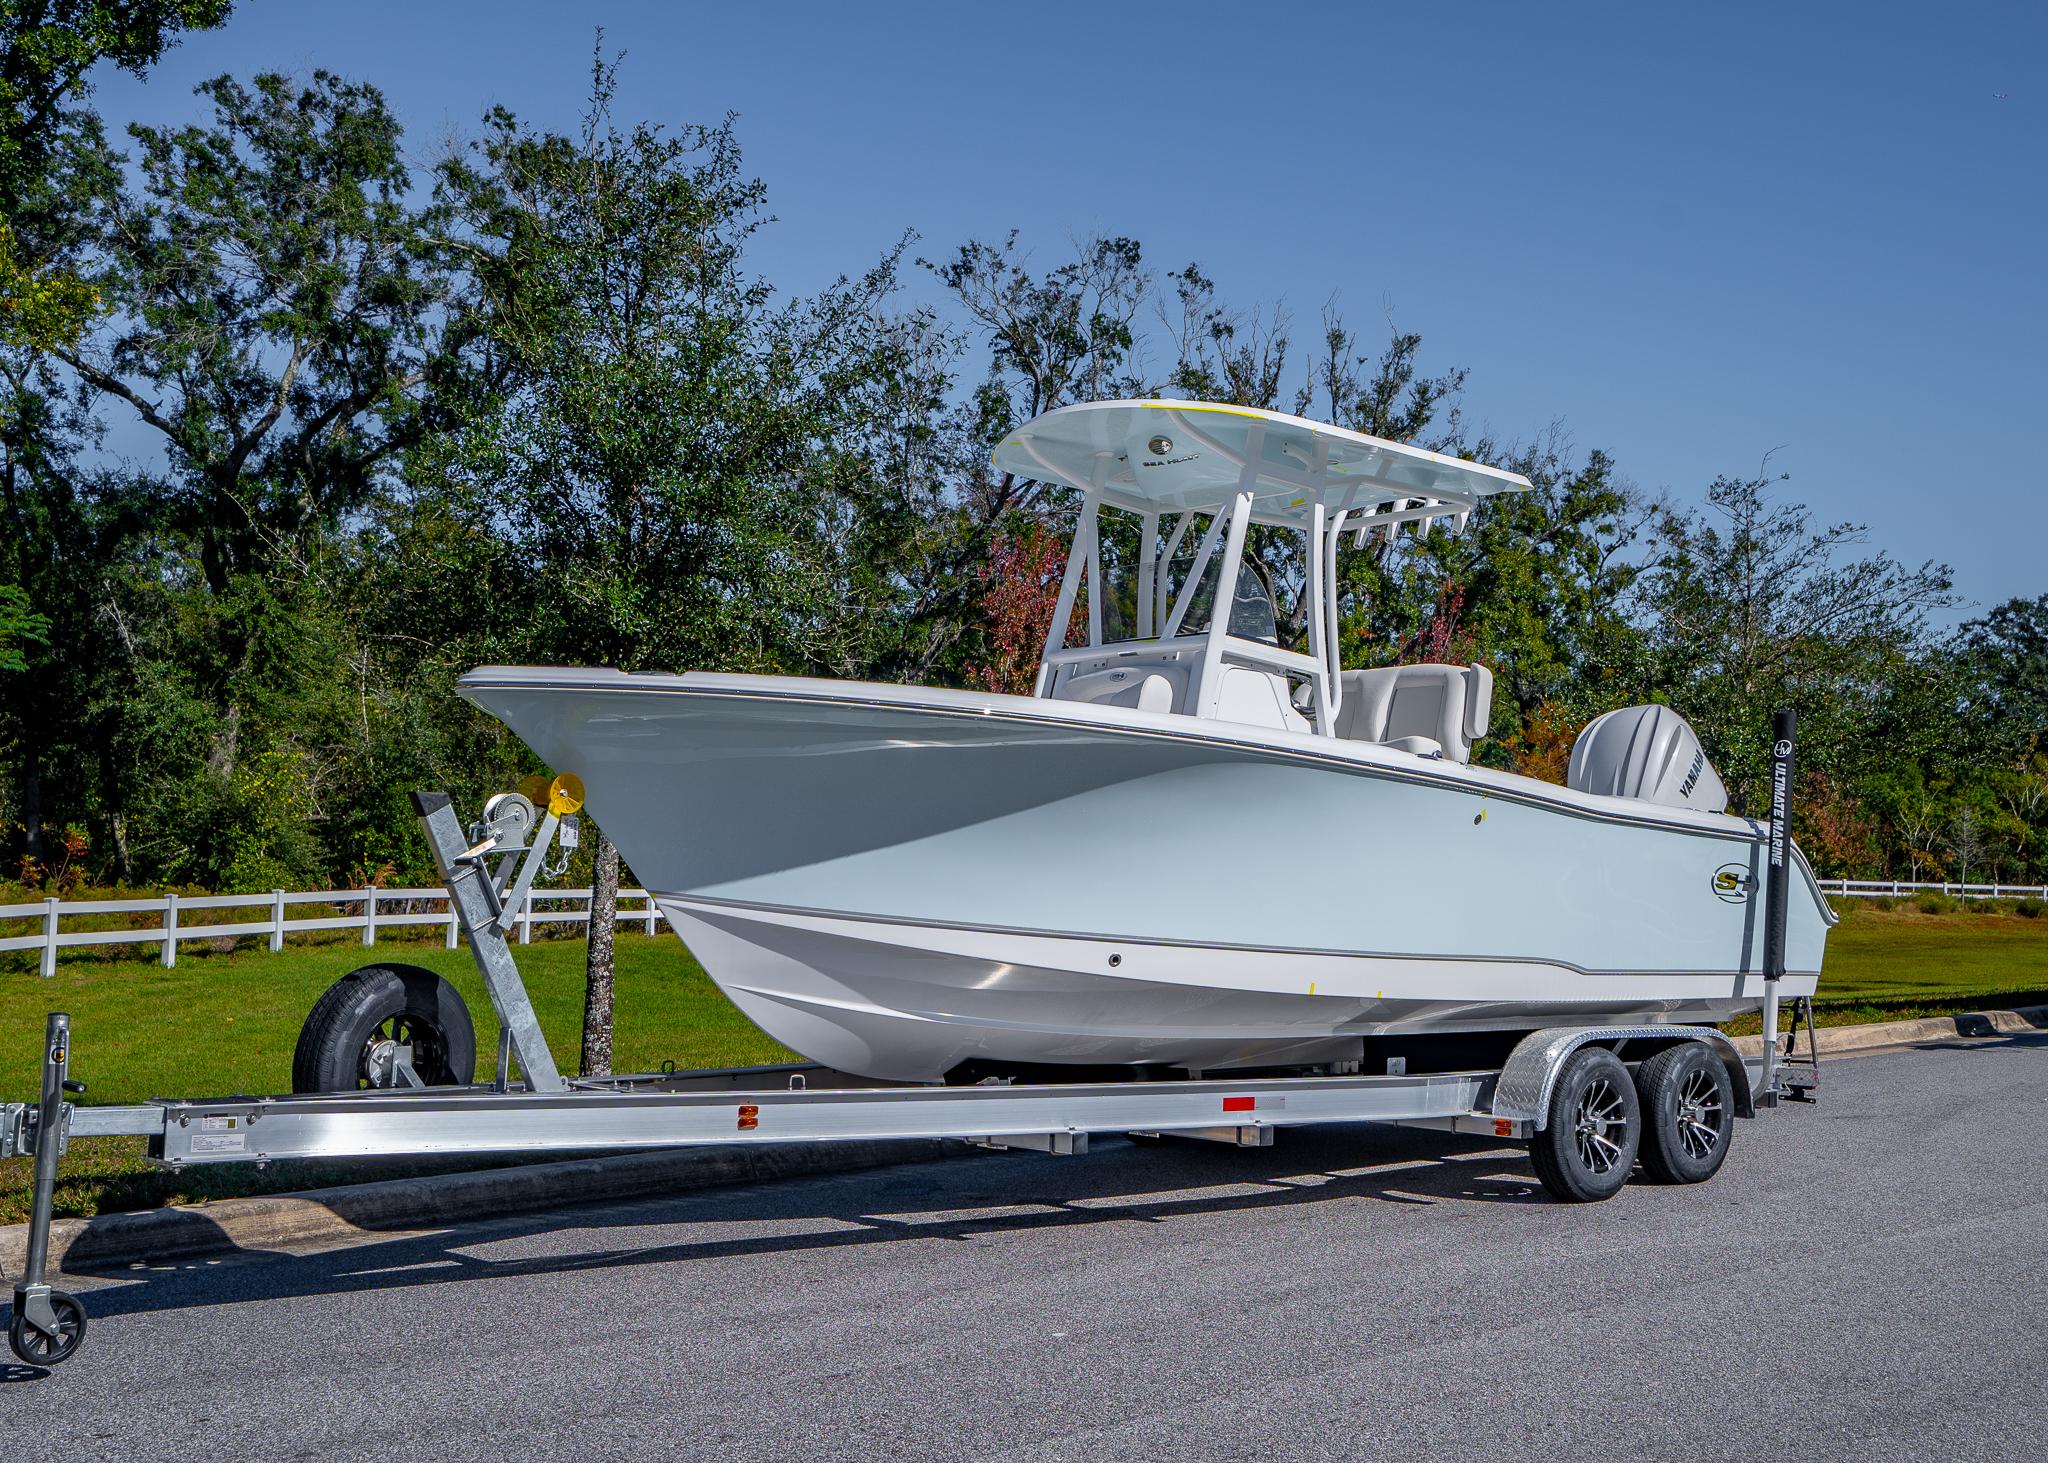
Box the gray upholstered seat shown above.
[1334,663,1494,764]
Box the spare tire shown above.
[291,963,477,1094]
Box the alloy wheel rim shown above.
[1674,1068,1726,1160]
[1573,1078,1628,1173]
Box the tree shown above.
[1,0,231,346]
[61,70,454,600]
[1627,471,1958,812]
[2,68,465,890]
[429,54,908,1073]
[1160,263,1297,412]
[965,526,1067,695]
[0,580,42,670]
[1964,594,2048,759]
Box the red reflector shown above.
[737,1103,760,1131]
[1222,1096,1255,1112]
[1494,1118,1514,1138]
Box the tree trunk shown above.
[22,751,42,867]
[580,823,619,1078]
[110,810,133,886]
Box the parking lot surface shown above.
[5,1034,2044,1461]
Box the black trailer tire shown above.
[1528,1046,1640,1203]
[291,963,476,1094]
[1634,1042,1734,1185]
[9,1290,86,1366]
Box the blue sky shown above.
[86,1,2044,619]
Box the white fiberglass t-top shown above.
[458,398,1830,1084]
[997,400,1529,758]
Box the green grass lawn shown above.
[1720,900,2048,1033]
[0,932,794,1224]
[3,903,2044,1223]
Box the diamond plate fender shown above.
[1492,1026,1754,1130]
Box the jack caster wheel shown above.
[10,1290,87,1367]
[1633,1042,1734,1184]
[292,964,477,1094]
[1528,1046,1640,1203]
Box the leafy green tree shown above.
[2,67,465,889]
[0,579,42,669]
[60,70,455,600]
[1,0,230,346]
[427,55,908,1073]
[1964,594,2048,759]
[1626,471,1958,813]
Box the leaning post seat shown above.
[1334,663,1494,763]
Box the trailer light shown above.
[1222,1096,1255,1112]
[737,1104,759,1130]
[1494,1118,1514,1137]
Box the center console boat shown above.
[459,400,1832,1082]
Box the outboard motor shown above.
[1567,704,1728,813]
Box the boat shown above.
[458,399,1833,1083]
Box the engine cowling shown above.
[1566,704,1728,813]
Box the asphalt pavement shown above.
[5,1033,2044,1462]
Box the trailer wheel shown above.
[1633,1042,1733,1184]
[292,964,477,1094]
[1528,1047,1639,1202]
[9,1290,86,1366]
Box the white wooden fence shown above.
[1815,878,2047,902]
[0,887,674,978]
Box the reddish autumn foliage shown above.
[1514,701,1581,785]
[1799,770,1884,875]
[969,527,1072,695]
[1394,578,1474,666]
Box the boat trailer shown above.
[3,721,1820,1367]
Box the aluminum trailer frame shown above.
[4,773,1818,1368]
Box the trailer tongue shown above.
[5,755,1818,1368]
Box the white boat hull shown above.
[460,667,1830,1082]
[665,898,1815,1081]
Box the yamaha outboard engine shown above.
[1566,704,1728,813]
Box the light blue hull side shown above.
[462,670,1831,1079]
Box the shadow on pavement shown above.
[21,1035,2043,1350]
[25,1122,1545,1328]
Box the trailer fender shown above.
[1493,1025,1753,1130]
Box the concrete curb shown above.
[1,1137,969,1277]
[1730,1003,2048,1057]
[8,1003,2043,1276]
